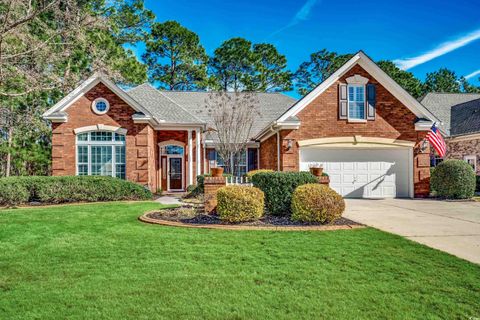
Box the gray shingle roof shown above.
[127,84,203,124]
[161,91,296,138]
[126,85,296,138]
[420,93,480,136]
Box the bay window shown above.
[76,131,126,179]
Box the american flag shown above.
[426,123,446,157]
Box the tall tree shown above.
[142,21,208,90]
[293,49,353,96]
[248,43,291,92]
[377,61,424,98]
[460,77,480,93]
[0,0,154,177]
[424,68,462,93]
[209,37,254,91]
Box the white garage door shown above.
[300,148,412,198]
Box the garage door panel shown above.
[300,148,410,198]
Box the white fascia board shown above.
[42,73,156,124]
[414,120,434,131]
[255,120,301,142]
[44,114,68,123]
[276,51,440,124]
[204,141,260,148]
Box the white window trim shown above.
[92,97,110,115]
[76,131,126,178]
[214,149,251,176]
[347,84,367,122]
[464,155,477,172]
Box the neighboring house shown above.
[43,51,438,198]
[420,93,480,175]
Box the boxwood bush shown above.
[431,160,476,199]
[251,171,318,215]
[245,169,274,179]
[291,184,345,223]
[0,176,152,206]
[216,185,264,222]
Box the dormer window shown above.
[348,85,365,121]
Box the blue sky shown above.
[130,0,480,90]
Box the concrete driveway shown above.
[344,198,480,264]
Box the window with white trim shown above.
[76,131,126,179]
[347,85,365,120]
[212,149,248,177]
[92,98,110,115]
[464,155,477,172]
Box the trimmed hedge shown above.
[251,171,318,215]
[245,169,274,179]
[0,176,152,206]
[216,185,264,222]
[431,160,476,199]
[291,184,345,223]
[476,175,480,193]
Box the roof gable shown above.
[277,51,440,123]
[42,73,154,122]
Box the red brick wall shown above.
[273,64,429,196]
[51,83,157,190]
[259,133,278,170]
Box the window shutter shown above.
[366,84,376,120]
[339,84,348,119]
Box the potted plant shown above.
[211,167,224,177]
[309,163,323,177]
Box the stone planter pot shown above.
[309,167,323,177]
[211,167,224,177]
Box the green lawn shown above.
[1,202,479,319]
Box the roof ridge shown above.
[157,91,205,123]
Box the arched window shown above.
[76,131,126,179]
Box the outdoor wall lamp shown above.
[285,139,293,151]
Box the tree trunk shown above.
[5,126,13,177]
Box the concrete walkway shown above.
[344,198,480,264]
[155,195,183,205]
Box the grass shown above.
[1,202,479,319]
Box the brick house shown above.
[43,51,439,198]
[420,93,480,174]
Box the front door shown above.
[169,157,183,190]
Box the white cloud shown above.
[394,28,480,70]
[465,69,480,80]
[271,0,320,36]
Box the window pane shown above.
[77,146,88,163]
[95,101,107,112]
[115,133,125,142]
[115,164,126,179]
[78,164,88,175]
[77,133,88,141]
[91,146,112,176]
[115,146,125,164]
[91,131,112,141]
[355,87,364,101]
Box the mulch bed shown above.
[140,205,363,231]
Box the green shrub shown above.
[195,173,233,194]
[476,175,480,193]
[216,186,264,222]
[0,178,30,206]
[291,184,345,223]
[186,185,196,193]
[251,171,318,215]
[245,169,273,179]
[431,160,476,199]
[0,176,152,206]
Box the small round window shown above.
[92,98,109,115]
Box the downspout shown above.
[277,131,281,171]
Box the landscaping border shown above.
[139,211,365,231]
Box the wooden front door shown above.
[169,157,183,190]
